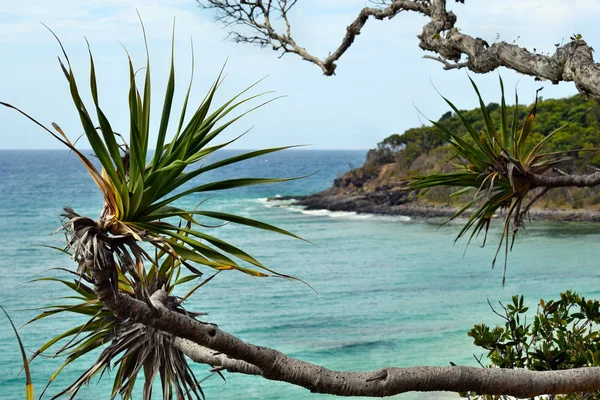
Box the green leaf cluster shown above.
[2,24,304,279]
[464,291,600,400]
[408,78,592,283]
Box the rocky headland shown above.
[272,94,600,223]
[273,154,600,223]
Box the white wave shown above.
[285,205,306,213]
[374,214,412,222]
[259,197,296,208]
[301,209,356,218]
[290,207,411,222]
[256,197,412,222]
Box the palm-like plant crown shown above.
[410,77,587,284]
[2,22,307,399]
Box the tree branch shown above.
[418,0,600,96]
[199,0,600,96]
[103,288,600,397]
[199,0,430,75]
[529,171,600,188]
[73,216,600,398]
[319,1,430,75]
[172,337,263,376]
[423,55,469,70]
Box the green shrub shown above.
[463,291,600,400]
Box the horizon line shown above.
[0,148,371,151]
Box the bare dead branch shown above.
[423,55,468,70]
[199,0,430,75]
[199,0,600,96]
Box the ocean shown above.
[1,149,600,400]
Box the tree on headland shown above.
[4,4,600,399]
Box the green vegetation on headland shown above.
[334,94,600,211]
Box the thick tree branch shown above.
[199,0,600,96]
[529,171,600,188]
[71,215,600,398]
[417,1,600,97]
[106,289,600,397]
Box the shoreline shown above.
[270,192,600,223]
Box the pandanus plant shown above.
[410,77,588,284]
[2,22,306,399]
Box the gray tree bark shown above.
[67,211,600,398]
[529,171,600,188]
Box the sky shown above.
[1,0,599,150]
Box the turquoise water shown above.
[1,150,600,399]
